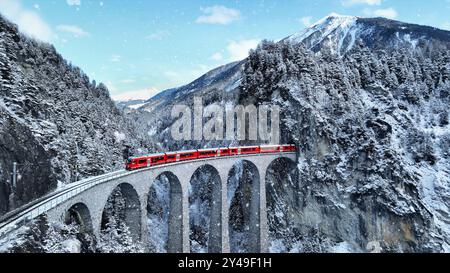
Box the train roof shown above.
[177,150,197,153]
[198,148,218,152]
[260,144,281,148]
[138,153,165,157]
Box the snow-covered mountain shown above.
[138,14,450,115]
[128,60,245,151]
[287,13,450,55]
[129,15,450,253]
[115,99,147,111]
[0,14,154,216]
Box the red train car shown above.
[240,146,260,155]
[198,148,218,159]
[126,144,297,171]
[260,145,281,153]
[282,144,297,152]
[218,148,231,157]
[125,156,149,170]
[228,147,240,156]
[165,152,178,163]
[177,150,198,161]
[149,153,166,166]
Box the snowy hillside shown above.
[0,14,154,216]
[128,60,245,151]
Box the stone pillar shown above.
[219,170,230,253]
[91,207,103,241]
[259,172,268,253]
[181,182,190,253]
[249,167,261,253]
[167,182,184,253]
[208,177,222,253]
[139,194,149,251]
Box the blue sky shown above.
[1,0,450,100]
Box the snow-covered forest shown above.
[1,12,450,253]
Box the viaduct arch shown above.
[4,153,296,253]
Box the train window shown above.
[138,159,146,164]
[181,153,194,157]
[152,156,164,162]
[167,155,175,159]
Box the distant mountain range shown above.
[122,14,450,111]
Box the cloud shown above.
[146,30,170,40]
[443,22,450,31]
[341,0,382,7]
[298,16,313,27]
[227,39,260,62]
[120,79,135,84]
[195,5,241,25]
[66,0,81,6]
[363,7,398,19]
[210,52,223,61]
[110,88,160,101]
[0,0,54,42]
[56,25,90,37]
[110,54,121,62]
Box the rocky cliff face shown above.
[0,14,152,215]
[240,40,450,252]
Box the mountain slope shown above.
[0,14,152,215]
[240,39,450,252]
[130,60,245,151]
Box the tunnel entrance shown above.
[189,165,222,253]
[147,172,183,253]
[227,160,260,253]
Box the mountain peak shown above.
[288,14,450,55]
[288,13,358,54]
[311,13,358,28]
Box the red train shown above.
[125,144,297,171]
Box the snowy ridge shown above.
[288,13,358,55]
[287,13,450,55]
[289,13,358,54]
